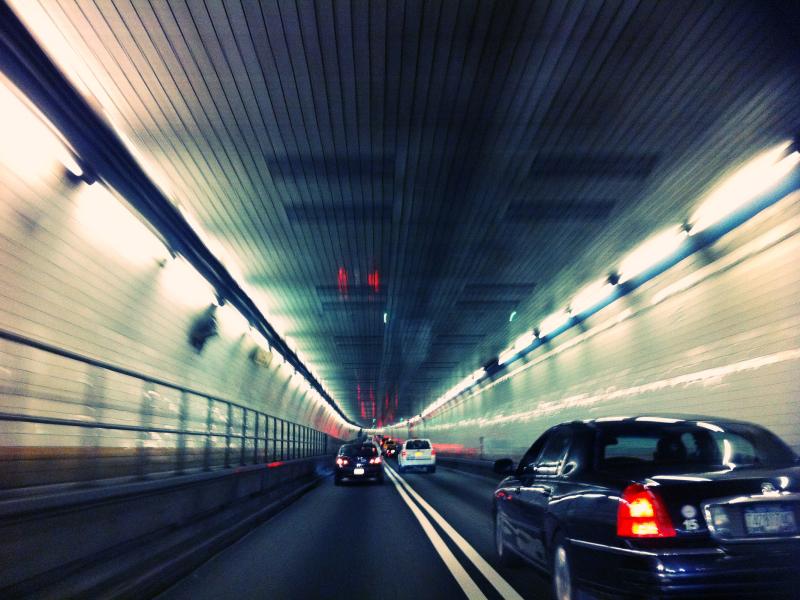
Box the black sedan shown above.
[492,416,800,599]
[335,442,384,485]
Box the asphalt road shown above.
[159,461,552,600]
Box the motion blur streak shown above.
[426,346,800,432]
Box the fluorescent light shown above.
[538,310,571,337]
[499,330,536,366]
[0,78,82,180]
[216,303,249,337]
[617,226,688,283]
[75,184,169,265]
[570,279,615,315]
[470,367,486,383]
[161,257,216,308]
[514,330,536,351]
[690,141,800,234]
[498,345,518,366]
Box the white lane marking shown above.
[383,467,488,600]
[386,465,525,600]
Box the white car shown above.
[398,439,436,473]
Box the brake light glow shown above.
[431,449,436,456]
[617,484,676,538]
[336,457,349,467]
[401,451,407,458]
[369,457,382,464]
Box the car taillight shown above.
[431,449,436,456]
[369,457,382,464]
[401,451,407,457]
[336,457,349,467]
[617,484,676,538]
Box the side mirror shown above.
[493,458,514,475]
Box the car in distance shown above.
[492,416,800,599]
[398,439,436,473]
[383,438,399,458]
[335,443,384,485]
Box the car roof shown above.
[578,414,756,428]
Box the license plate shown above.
[353,467,365,475]
[415,451,423,457]
[744,505,797,535]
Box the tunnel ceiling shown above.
[10,0,800,426]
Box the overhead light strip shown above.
[394,139,800,428]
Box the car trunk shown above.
[405,448,432,461]
[644,466,800,542]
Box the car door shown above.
[498,433,550,560]
[515,427,573,566]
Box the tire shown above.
[495,511,523,567]
[376,475,385,485]
[334,475,342,486]
[552,534,575,600]
[428,466,436,473]
[398,465,406,474]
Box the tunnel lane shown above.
[159,463,552,600]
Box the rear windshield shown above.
[596,422,796,473]
[406,440,431,450]
[339,444,379,457]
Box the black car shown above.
[335,443,384,485]
[492,416,800,599]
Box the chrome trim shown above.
[568,539,657,556]
[567,538,724,557]
[703,492,800,542]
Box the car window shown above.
[406,440,431,450]
[534,429,572,476]
[597,422,796,473]
[339,444,379,457]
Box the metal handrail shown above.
[0,330,332,487]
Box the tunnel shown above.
[1,1,799,598]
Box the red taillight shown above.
[617,484,676,538]
[401,451,407,457]
[431,449,436,456]
[336,457,349,467]
[369,457,382,464]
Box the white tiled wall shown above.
[0,155,354,444]
[388,191,800,458]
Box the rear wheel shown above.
[398,465,406,474]
[552,535,575,600]
[428,466,436,473]
[334,475,342,486]
[495,511,522,567]
[376,474,385,485]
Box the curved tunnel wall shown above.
[0,144,356,479]
[387,190,800,459]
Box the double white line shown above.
[384,465,524,600]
